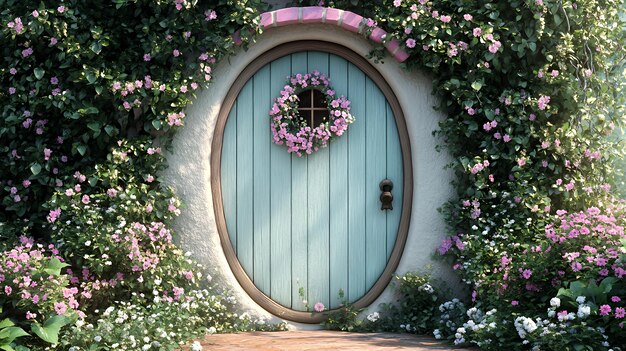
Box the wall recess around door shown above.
[210,41,413,323]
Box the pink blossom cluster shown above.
[1,236,78,321]
[270,71,355,156]
[111,222,173,272]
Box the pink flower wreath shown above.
[270,71,355,156]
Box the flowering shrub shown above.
[56,290,286,351]
[0,0,261,231]
[270,71,355,156]
[0,237,77,347]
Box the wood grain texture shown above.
[306,51,331,310]
[346,62,367,302]
[269,55,293,307]
[211,41,413,323]
[328,54,349,309]
[290,52,309,311]
[253,67,272,293]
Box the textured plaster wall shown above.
[162,23,458,328]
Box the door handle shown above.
[379,179,393,211]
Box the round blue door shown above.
[215,43,411,322]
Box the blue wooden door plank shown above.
[236,80,255,278]
[269,55,293,307]
[253,66,272,294]
[223,104,238,249]
[385,102,403,259]
[290,52,309,310]
[328,54,349,309]
[306,51,331,309]
[346,62,367,302]
[365,77,387,289]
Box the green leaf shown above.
[30,163,42,175]
[0,318,14,329]
[34,68,45,80]
[31,315,70,344]
[85,72,97,84]
[43,258,69,276]
[77,145,87,156]
[152,119,162,130]
[90,41,102,54]
[87,122,101,132]
[104,125,117,136]
[471,81,483,91]
[0,326,29,345]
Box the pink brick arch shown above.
[238,7,410,62]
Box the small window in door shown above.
[297,89,328,128]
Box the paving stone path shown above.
[199,330,476,350]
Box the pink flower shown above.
[599,304,612,316]
[616,307,625,319]
[173,49,180,57]
[517,158,526,167]
[503,134,511,143]
[611,296,621,303]
[50,37,58,45]
[47,208,61,223]
[440,15,451,23]
[464,14,473,21]
[472,27,482,37]
[54,302,67,315]
[81,194,90,204]
[44,148,52,160]
[144,53,151,61]
[57,6,65,13]
[511,300,519,306]
[26,311,37,320]
[488,41,502,53]
[537,95,551,110]
[393,0,401,6]
[522,269,532,279]
[571,261,582,272]
[551,70,559,78]
[205,9,217,21]
[107,188,118,198]
[314,302,325,312]
[405,38,416,48]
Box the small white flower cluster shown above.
[366,311,380,322]
[437,298,466,337]
[417,283,435,294]
[514,316,538,339]
[453,307,498,346]
[57,289,241,350]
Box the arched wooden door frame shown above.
[210,40,413,323]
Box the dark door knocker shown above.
[379,179,394,211]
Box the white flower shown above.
[367,312,380,322]
[85,240,92,246]
[576,296,586,304]
[549,297,560,308]
[208,327,216,334]
[94,335,102,342]
[577,304,591,318]
[191,341,203,351]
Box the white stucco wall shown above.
[162,23,458,328]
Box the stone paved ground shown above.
[199,331,477,350]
